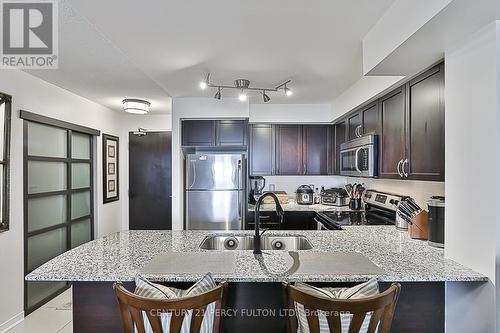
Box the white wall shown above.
[362,0,452,74]
[119,114,172,231]
[250,104,331,123]
[444,21,499,333]
[0,70,125,330]
[331,75,405,120]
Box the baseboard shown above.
[0,311,24,333]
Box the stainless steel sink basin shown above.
[199,235,313,251]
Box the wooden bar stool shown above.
[282,282,401,333]
[114,281,228,333]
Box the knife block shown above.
[409,211,429,240]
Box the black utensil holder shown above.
[349,198,362,210]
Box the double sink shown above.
[199,235,313,251]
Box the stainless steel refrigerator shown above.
[185,154,245,230]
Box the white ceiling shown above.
[26,0,396,113]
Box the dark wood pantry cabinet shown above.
[406,64,445,181]
[302,125,331,175]
[379,86,407,179]
[275,125,303,175]
[249,124,274,176]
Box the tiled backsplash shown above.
[262,176,445,209]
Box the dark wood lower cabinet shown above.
[73,280,449,333]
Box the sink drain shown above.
[271,239,285,250]
[224,237,239,250]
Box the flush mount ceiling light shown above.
[122,99,151,115]
[199,74,292,102]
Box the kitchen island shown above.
[27,228,486,333]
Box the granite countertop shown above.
[248,203,357,212]
[26,228,486,283]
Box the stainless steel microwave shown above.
[339,135,378,177]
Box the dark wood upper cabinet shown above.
[333,121,347,175]
[379,87,407,179]
[361,102,380,135]
[406,64,445,181]
[347,112,362,140]
[275,125,303,175]
[216,120,247,146]
[302,125,330,175]
[249,124,274,176]
[181,120,216,146]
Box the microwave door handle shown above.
[354,148,362,173]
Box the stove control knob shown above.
[389,199,399,206]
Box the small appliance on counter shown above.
[296,185,314,205]
[427,196,445,248]
[248,176,265,205]
[320,187,350,207]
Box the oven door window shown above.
[341,148,357,171]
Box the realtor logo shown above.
[1,0,58,68]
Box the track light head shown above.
[214,88,221,100]
[284,85,293,96]
[238,92,247,102]
[262,91,270,103]
[200,74,210,90]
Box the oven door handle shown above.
[354,147,362,173]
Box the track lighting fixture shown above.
[198,74,293,101]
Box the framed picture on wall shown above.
[103,134,119,203]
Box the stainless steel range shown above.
[315,189,404,230]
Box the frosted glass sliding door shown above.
[23,116,96,314]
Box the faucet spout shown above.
[253,192,284,254]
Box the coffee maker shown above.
[248,176,265,204]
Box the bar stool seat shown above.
[114,281,228,333]
[282,282,401,333]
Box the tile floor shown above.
[7,288,73,333]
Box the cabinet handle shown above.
[357,125,363,137]
[403,159,409,178]
[397,159,403,177]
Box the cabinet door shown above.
[333,121,346,175]
[361,102,380,135]
[347,112,362,140]
[303,125,330,175]
[216,120,247,146]
[249,124,274,176]
[181,120,215,146]
[275,125,302,175]
[407,65,445,181]
[380,87,406,179]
